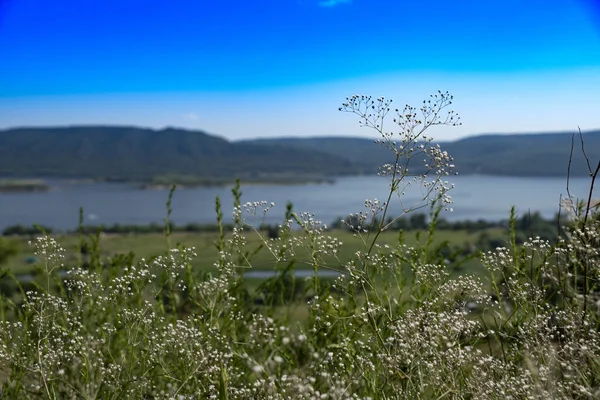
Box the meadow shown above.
[3,228,493,276]
[1,92,599,399]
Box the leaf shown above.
[219,365,229,400]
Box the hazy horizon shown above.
[1,0,600,141]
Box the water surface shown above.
[0,175,595,231]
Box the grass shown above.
[2,93,599,399]
[2,205,596,399]
[3,228,502,277]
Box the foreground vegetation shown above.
[1,92,600,399]
[0,228,491,278]
[0,210,561,282]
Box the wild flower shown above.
[2,93,600,399]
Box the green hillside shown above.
[0,126,598,182]
[242,130,600,177]
[444,132,600,176]
[0,126,355,183]
[239,137,393,174]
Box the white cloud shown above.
[184,112,198,121]
[318,0,351,7]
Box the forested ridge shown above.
[1,125,598,182]
[243,129,600,177]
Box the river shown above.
[0,175,596,231]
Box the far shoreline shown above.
[0,179,51,194]
[0,176,339,193]
[0,171,594,193]
[138,177,337,190]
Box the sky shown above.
[1,0,599,141]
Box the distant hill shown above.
[239,137,392,174]
[241,130,600,177]
[0,126,355,183]
[0,126,598,183]
[444,132,600,176]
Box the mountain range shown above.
[0,125,598,184]
[242,131,600,177]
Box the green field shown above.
[2,227,507,278]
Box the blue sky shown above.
[1,0,599,140]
